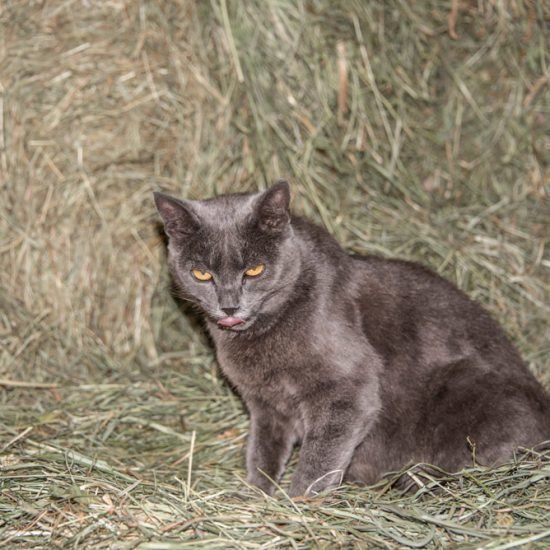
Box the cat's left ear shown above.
[256,180,290,233]
[153,192,200,238]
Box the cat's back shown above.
[291,215,350,264]
[290,219,522,372]
[351,254,527,373]
[254,215,534,386]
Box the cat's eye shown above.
[192,269,213,281]
[245,264,265,277]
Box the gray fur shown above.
[154,182,550,497]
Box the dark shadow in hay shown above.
[152,220,213,353]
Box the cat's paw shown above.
[245,474,277,497]
[289,469,344,497]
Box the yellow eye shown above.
[192,269,213,281]
[245,264,265,277]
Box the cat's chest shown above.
[211,309,374,409]
[219,341,298,385]
[215,331,310,405]
[217,329,363,393]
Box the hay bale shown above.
[1,1,548,547]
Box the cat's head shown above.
[154,181,300,332]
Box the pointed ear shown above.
[153,192,199,238]
[256,180,291,233]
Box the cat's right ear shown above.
[153,192,199,238]
[256,180,291,233]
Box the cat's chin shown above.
[217,323,251,332]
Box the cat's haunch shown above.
[155,182,550,497]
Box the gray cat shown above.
[154,181,550,497]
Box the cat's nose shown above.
[221,307,239,316]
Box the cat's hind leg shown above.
[425,358,550,472]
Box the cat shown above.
[154,181,550,497]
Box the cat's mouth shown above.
[217,316,246,329]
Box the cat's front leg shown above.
[289,394,377,497]
[246,404,297,495]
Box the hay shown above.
[1,0,548,547]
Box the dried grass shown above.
[1,0,549,547]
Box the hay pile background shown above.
[1,1,548,547]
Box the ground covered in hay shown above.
[1,1,549,547]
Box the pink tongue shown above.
[218,317,244,327]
